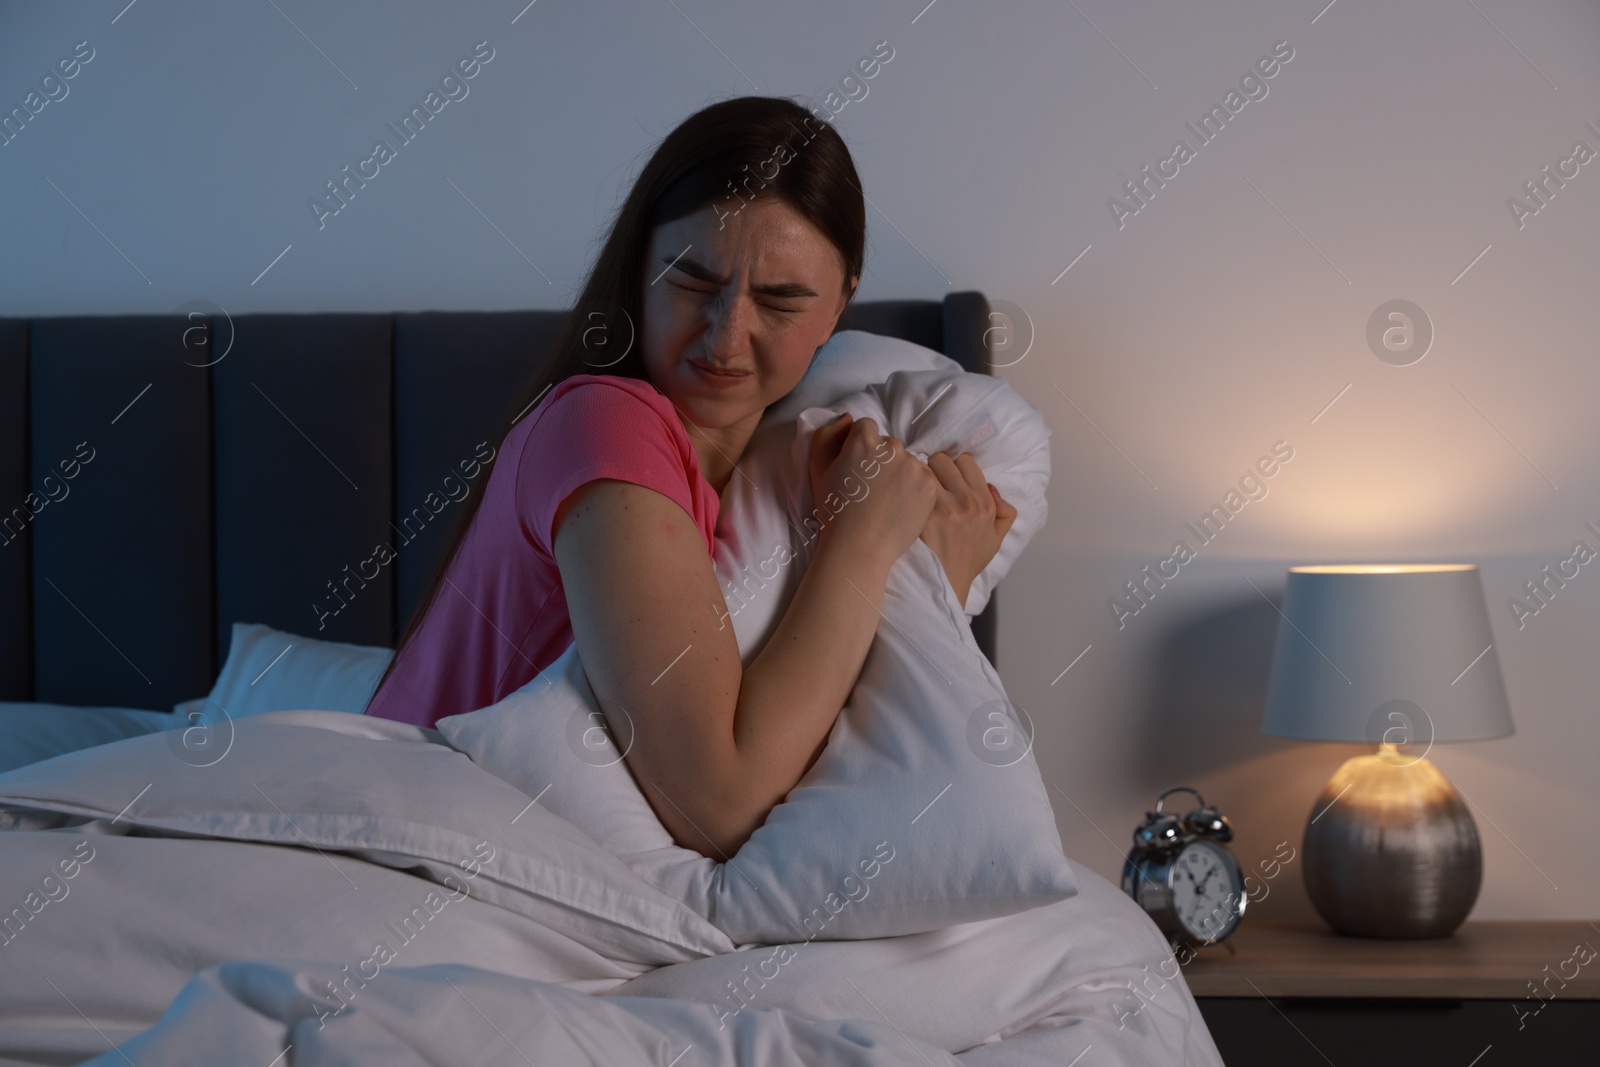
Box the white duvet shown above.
[0,712,1221,1066]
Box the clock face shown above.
[1169,840,1243,941]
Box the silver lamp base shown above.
[1302,744,1482,939]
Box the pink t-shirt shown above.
[365,373,720,728]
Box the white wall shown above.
[4,0,1596,920]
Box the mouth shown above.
[688,359,752,386]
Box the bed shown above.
[0,295,1225,1066]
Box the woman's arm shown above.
[553,415,934,860]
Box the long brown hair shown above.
[369,95,867,709]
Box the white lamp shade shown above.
[1262,565,1514,744]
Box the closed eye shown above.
[669,279,801,313]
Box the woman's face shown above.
[640,196,855,433]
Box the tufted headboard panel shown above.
[0,292,996,710]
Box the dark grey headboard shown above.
[0,292,996,711]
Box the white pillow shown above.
[439,330,1073,946]
[0,703,175,776]
[179,622,392,724]
[717,336,1051,665]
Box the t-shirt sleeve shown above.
[516,378,702,558]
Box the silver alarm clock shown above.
[1121,787,1247,948]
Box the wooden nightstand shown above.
[1181,921,1600,1066]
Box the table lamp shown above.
[1262,564,1514,938]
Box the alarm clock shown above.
[1121,787,1247,948]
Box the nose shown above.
[705,290,754,364]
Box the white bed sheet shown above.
[0,702,172,776]
[0,711,1221,1066]
[607,858,1223,1066]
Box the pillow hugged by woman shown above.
[366,96,1015,860]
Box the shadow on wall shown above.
[1138,594,1282,785]
[1133,591,1376,925]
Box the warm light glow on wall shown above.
[1290,564,1476,574]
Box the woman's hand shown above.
[917,452,1018,609]
[807,413,938,568]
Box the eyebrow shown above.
[664,256,819,299]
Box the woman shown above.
[366,96,1016,860]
